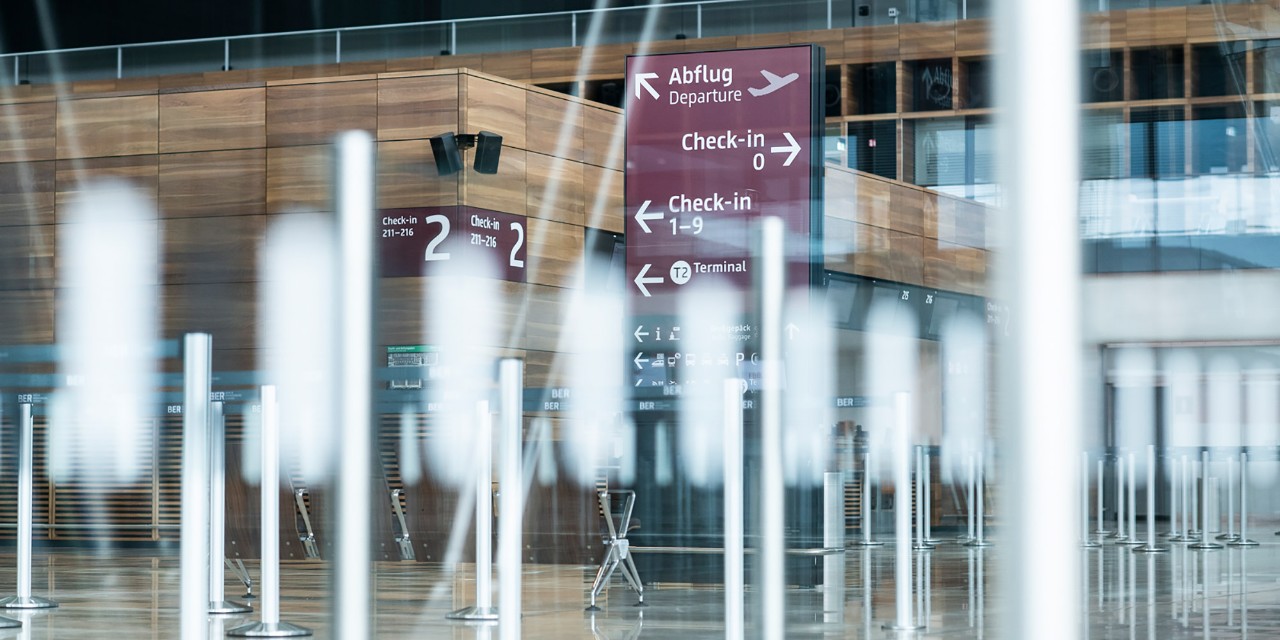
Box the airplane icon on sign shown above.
[748,70,799,97]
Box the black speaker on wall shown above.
[473,131,503,175]
[429,132,463,176]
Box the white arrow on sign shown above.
[633,263,664,297]
[785,323,800,340]
[633,353,650,370]
[770,131,801,167]
[634,72,660,100]
[634,325,650,343]
[634,200,664,234]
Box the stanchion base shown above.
[1215,533,1240,542]
[1188,542,1224,551]
[882,623,924,632]
[446,606,500,621]
[964,540,992,548]
[1117,539,1145,547]
[1081,540,1102,549]
[1229,539,1259,547]
[1167,534,1188,542]
[1093,529,1111,537]
[911,543,936,551]
[923,537,944,545]
[0,595,57,609]
[226,621,313,637]
[210,600,253,615]
[1132,545,1169,554]
[955,535,974,543]
[0,615,20,629]
[851,540,884,547]
[585,605,601,612]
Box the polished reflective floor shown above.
[2,528,1280,639]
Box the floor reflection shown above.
[1,538,1280,638]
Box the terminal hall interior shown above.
[0,0,1278,638]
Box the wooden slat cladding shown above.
[159,88,266,154]
[56,95,159,159]
[266,79,377,147]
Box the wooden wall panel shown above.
[855,172,892,230]
[1127,7,1187,44]
[578,43,632,78]
[0,101,56,163]
[462,147,527,215]
[899,23,955,59]
[266,145,331,213]
[53,219,160,286]
[158,88,266,154]
[526,151,584,226]
[158,149,266,218]
[582,105,621,171]
[482,51,533,81]
[525,284,566,353]
[889,186,927,237]
[54,156,159,218]
[792,30,845,60]
[527,217,583,289]
[0,290,53,343]
[583,164,623,233]
[161,215,264,285]
[527,91,584,164]
[851,222,893,281]
[843,26,900,64]
[955,19,989,57]
[376,139,459,210]
[823,216,857,274]
[0,225,54,291]
[531,47,581,80]
[376,277,425,345]
[56,95,159,159]
[163,282,258,350]
[377,73,459,142]
[266,79,377,147]
[461,74,528,150]
[0,161,55,226]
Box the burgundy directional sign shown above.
[625,45,824,390]
[379,206,527,282]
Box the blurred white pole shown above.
[824,472,844,549]
[229,386,311,636]
[757,217,785,640]
[1168,455,1180,540]
[1134,445,1167,553]
[966,451,990,548]
[498,359,524,640]
[1181,456,1190,541]
[1121,451,1140,546]
[333,129,375,640]
[209,401,251,614]
[923,448,939,544]
[1219,457,1236,542]
[966,454,976,542]
[446,401,498,620]
[724,379,744,640]
[855,445,883,547]
[996,0,1081,634]
[913,446,931,551]
[1081,453,1099,548]
[1190,451,1222,550]
[884,392,921,631]
[180,334,210,640]
[1230,451,1257,547]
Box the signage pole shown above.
[1229,451,1257,547]
[1167,454,1181,541]
[210,401,252,614]
[1180,456,1191,542]
[0,402,55,616]
[1133,445,1167,553]
[1115,455,1127,541]
[1217,456,1237,542]
[913,446,933,550]
[965,448,990,548]
[227,386,311,637]
[180,333,210,640]
[723,379,744,640]
[1093,459,1107,536]
[961,454,975,543]
[923,447,940,545]
[1189,451,1222,550]
[447,401,498,620]
[853,443,882,547]
[1120,451,1142,546]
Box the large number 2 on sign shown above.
[509,221,525,268]
[423,214,451,262]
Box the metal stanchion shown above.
[1229,451,1257,547]
[923,447,941,545]
[853,444,883,547]
[912,446,934,551]
[1179,456,1193,542]
[883,392,922,632]
[1093,459,1109,537]
[1216,456,1239,542]
[824,472,844,550]
[210,401,252,615]
[1187,457,1201,540]
[958,453,975,543]
[1133,445,1167,553]
[227,386,312,637]
[1189,450,1223,551]
[1166,455,1182,541]
[497,359,525,640]
[965,449,991,548]
[1114,454,1128,542]
[1081,452,1100,548]
[0,402,53,620]
[1119,452,1142,546]
[447,401,498,621]
[723,379,745,640]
